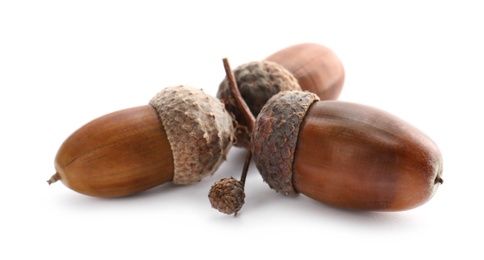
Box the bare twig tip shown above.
[47,173,61,185]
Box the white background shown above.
[1,1,483,259]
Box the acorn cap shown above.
[150,85,234,185]
[208,177,245,215]
[217,60,302,147]
[251,91,320,195]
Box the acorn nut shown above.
[208,177,245,215]
[265,42,345,100]
[252,91,443,211]
[218,43,345,147]
[48,85,234,197]
[217,60,301,147]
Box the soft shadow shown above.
[303,198,412,227]
[245,185,417,229]
[53,147,251,209]
[55,181,185,210]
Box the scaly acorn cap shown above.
[150,85,234,184]
[251,90,320,195]
[217,60,302,147]
[208,177,245,215]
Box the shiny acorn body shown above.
[265,42,345,100]
[252,91,443,211]
[50,85,234,197]
[294,101,443,211]
[54,105,174,197]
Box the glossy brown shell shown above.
[54,105,174,197]
[251,91,443,211]
[265,42,345,100]
[293,101,443,211]
[53,86,235,197]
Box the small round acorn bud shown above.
[49,85,234,197]
[208,177,245,215]
[217,60,301,147]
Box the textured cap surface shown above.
[217,60,301,147]
[252,91,319,195]
[208,177,245,215]
[150,85,234,184]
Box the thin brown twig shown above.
[239,149,252,186]
[222,57,256,133]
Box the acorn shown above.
[48,85,234,197]
[217,43,345,147]
[217,60,301,146]
[251,91,443,211]
[265,42,345,100]
[208,177,245,215]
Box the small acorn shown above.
[251,91,443,211]
[217,43,345,147]
[208,177,245,215]
[48,85,234,197]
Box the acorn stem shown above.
[222,57,256,132]
[435,176,444,184]
[47,173,61,185]
[240,149,252,186]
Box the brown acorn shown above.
[208,177,245,215]
[217,60,301,146]
[251,91,443,211]
[218,43,345,147]
[265,42,345,100]
[48,85,234,197]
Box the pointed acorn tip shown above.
[435,176,444,185]
[47,173,61,185]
